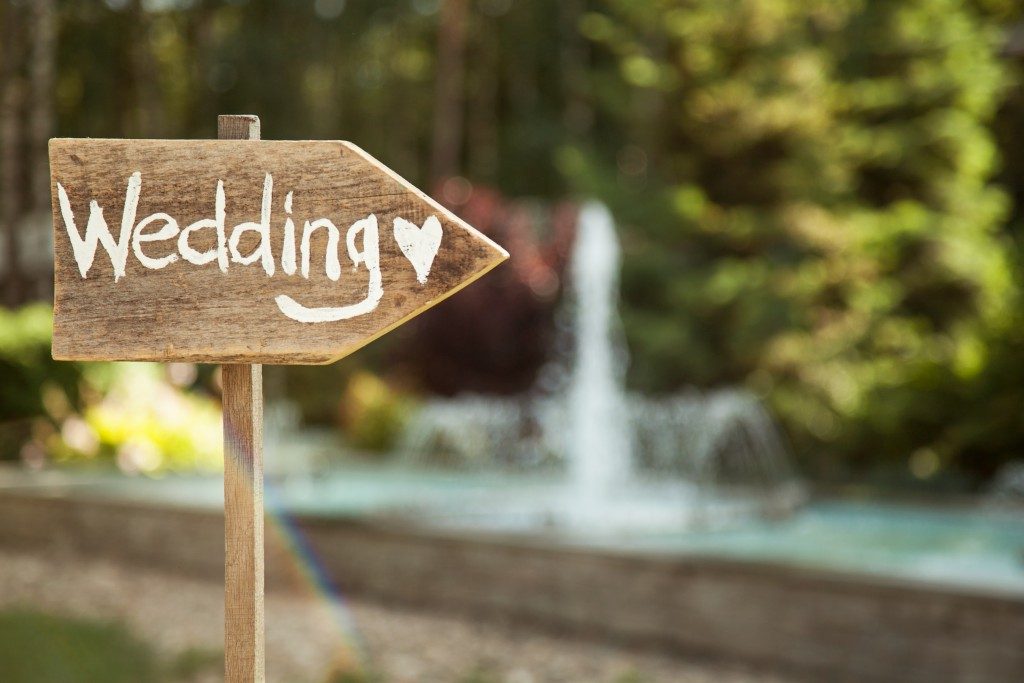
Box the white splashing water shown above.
[565,202,634,509]
[393,201,803,533]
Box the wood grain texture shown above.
[220,115,264,683]
[218,114,259,141]
[223,363,265,683]
[49,137,508,364]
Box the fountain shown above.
[564,203,634,515]
[398,201,803,533]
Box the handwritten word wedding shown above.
[55,172,443,323]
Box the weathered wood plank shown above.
[219,114,265,683]
[49,137,507,364]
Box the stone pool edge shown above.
[0,488,1021,683]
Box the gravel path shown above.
[0,548,790,683]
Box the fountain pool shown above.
[3,465,1021,683]
[397,202,802,533]
[3,466,1022,595]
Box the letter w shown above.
[56,171,142,281]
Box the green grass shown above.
[613,672,652,683]
[0,608,654,683]
[324,669,386,683]
[0,608,160,683]
[0,609,221,683]
[455,667,502,683]
[165,646,223,680]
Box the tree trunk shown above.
[467,14,499,183]
[29,0,56,210]
[1,0,26,305]
[429,0,469,189]
[561,0,593,138]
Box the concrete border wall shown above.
[1,489,1022,683]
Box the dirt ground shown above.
[0,547,791,683]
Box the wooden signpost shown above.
[48,115,508,682]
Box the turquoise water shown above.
[4,466,1023,595]
[614,501,1024,593]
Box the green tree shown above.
[566,0,1017,482]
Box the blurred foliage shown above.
[394,189,575,396]
[0,305,85,461]
[0,306,221,473]
[0,304,83,416]
[338,371,413,453]
[59,363,222,473]
[48,0,573,196]
[560,0,1024,484]
[4,0,1024,486]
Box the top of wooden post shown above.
[218,115,260,141]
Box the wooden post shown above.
[219,114,265,683]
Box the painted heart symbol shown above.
[393,215,442,284]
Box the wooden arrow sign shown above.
[52,117,508,683]
[48,138,508,364]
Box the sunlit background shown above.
[2,1,1024,682]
